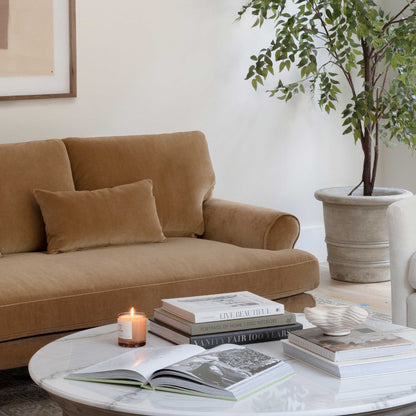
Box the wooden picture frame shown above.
[0,0,76,101]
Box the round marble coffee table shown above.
[29,317,416,416]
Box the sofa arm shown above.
[202,198,300,250]
[387,195,416,326]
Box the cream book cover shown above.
[161,291,285,323]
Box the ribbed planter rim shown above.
[315,186,413,206]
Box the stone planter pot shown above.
[315,187,412,283]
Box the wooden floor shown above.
[309,263,392,314]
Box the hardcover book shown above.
[161,291,284,323]
[148,318,302,348]
[67,343,294,401]
[282,339,416,378]
[288,326,413,362]
[153,307,297,335]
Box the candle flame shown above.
[130,307,135,316]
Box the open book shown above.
[66,344,294,401]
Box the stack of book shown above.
[281,325,416,378]
[149,291,302,348]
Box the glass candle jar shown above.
[117,308,146,347]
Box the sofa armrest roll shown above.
[202,198,300,250]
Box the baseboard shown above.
[295,224,327,262]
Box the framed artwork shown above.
[0,0,76,100]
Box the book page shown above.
[152,344,281,389]
[72,344,204,381]
[165,292,274,313]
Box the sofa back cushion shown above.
[0,139,75,253]
[64,131,216,237]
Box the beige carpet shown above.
[0,366,62,415]
[309,263,392,314]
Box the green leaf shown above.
[343,125,353,135]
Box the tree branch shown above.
[373,39,394,66]
[348,181,363,196]
[310,1,357,97]
[381,64,391,94]
[382,0,416,32]
[389,13,416,26]
[373,73,383,86]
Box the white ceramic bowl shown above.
[304,304,368,336]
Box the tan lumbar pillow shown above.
[34,180,166,254]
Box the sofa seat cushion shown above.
[0,238,318,342]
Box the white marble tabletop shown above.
[29,316,416,416]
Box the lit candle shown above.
[117,307,147,347]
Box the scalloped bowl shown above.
[304,305,368,336]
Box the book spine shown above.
[191,313,296,335]
[287,333,336,361]
[154,309,296,335]
[163,302,285,323]
[282,340,416,378]
[282,341,340,377]
[153,309,193,334]
[189,323,303,349]
[149,322,190,345]
[196,304,285,323]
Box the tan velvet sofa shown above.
[0,131,319,370]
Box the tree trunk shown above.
[362,131,373,196]
[361,40,374,196]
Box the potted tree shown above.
[238,0,416,282]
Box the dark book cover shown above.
[149,318,303,348]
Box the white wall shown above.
[380,145,416,194]
[0,0,366,260]
[378,0,416,193]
